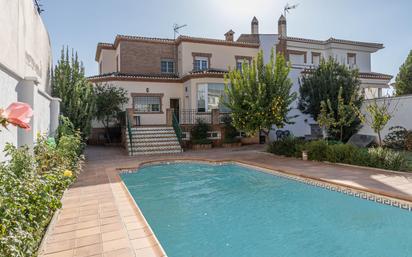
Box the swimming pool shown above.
[121,162,412,257]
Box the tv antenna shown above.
[283,3,299,17]
[173,23,187,39]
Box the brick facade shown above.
[120,41,177,74]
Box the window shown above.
[161,60,174,73]
[312,52,320,66]
[99,61,102,74]
[133,95,162,113]
[207,131,221,140]
[235,56,252,71]
[194,57,209,71]
[116,55,119,72]
[197,83,230,112]
[347,53,356,66]
[236,61,243,71]
[287,50,307,65]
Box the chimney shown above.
[251,16,259,34]
[224,29,235,41]
[276,15,287,57]
[278,15,287,38]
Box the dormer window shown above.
[161,59,174,73]
[347,53,356,66]
[192,53,211,71]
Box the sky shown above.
[40,0,412,80]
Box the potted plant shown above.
[191,118,212,150]
[222,115,241,148]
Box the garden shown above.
[224,49,412,172]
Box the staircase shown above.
[126,127,183,156]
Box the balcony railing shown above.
[180,109,212,125]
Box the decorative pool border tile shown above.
[118,160,412,212]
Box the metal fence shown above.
[179,109,212,125]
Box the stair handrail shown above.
[172,111,183,145]
[126,112,134,155]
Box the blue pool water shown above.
[121,163,412,257]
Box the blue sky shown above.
[41,0,411,79]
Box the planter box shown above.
[222,142,242,148]
[241,135,259,145]
[192,144,212,150]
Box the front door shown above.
[170,99,180,122]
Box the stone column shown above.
[16,77,37,148]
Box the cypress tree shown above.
[52,46,96,139]
[395,50,412,96]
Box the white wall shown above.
[0,0,59,161]
[358,95,412,139]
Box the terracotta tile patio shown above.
[38,145,412,257]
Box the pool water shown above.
[121,163,412,257]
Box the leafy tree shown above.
[52,47,96,139]
[95,84,128,143]
[318,87,359,141]
[299,58,363,141]
[224,49,296,137]
[395,50,412,96]
[354,98,393,145]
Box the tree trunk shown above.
[378,131,382,146]
[105,117,111,144]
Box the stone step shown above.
[127,137,179,143]
[130,141,180,147]
[129,149,183,156]
[131,127,173,131]
[126,133,176,138]
[128,145,182,151]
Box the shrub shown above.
[368,147,406,171]
[267,137,304,157]
[326,143,358,163]
[191,119,211,145]
[0,130,82,256]
[304,140,329,161]
[383,126,409,150]
[406,132,412,151]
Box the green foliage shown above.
[267,136,305,157]
[222,115,239,143]
[318,87,358,141]
[383,126,409,150]
[0,129,82,256]
[304,140,329,161]
[191,119,211,145]
[368,147,406,171]
[299,58,363,141]
[224,49,297,136]
[52,46,96,138]
[95,84,128,143]
[301,140,406,171]
[356,98,392,145]
[395,50,412,96]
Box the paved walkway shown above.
[39,145,412,257]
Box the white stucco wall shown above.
[0,0,59,161]
[358,95,412,139]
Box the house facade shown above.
[89,15,392,142]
